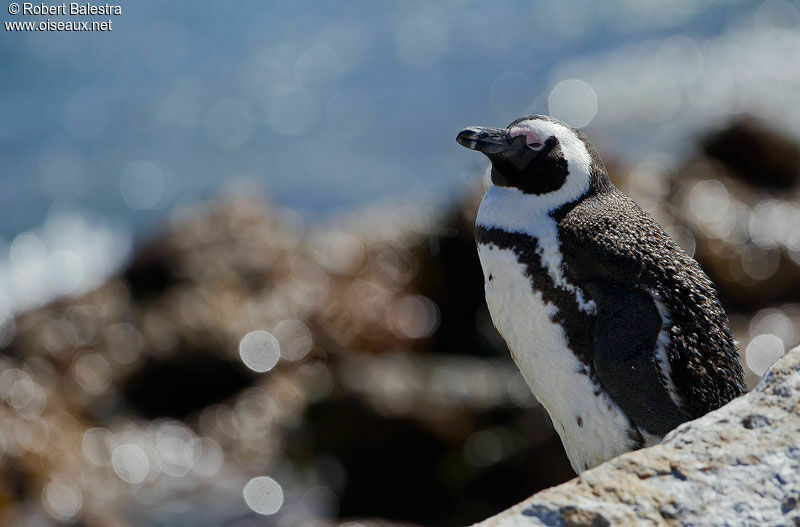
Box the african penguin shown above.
[456,115,746,474]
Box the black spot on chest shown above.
[476,225,596,368]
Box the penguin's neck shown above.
[476,185,557,233]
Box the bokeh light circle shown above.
[548,79,598,128]
[745,334,785,376]
[295,46,345,92]
[243,476,284,515]
[750,307,795,346]
[120,160,166,210]
[273,319,313,362]
[634,73,681,123]
[394,17,447,70]
[42,481,82,522]
[74,353,111,395]
[111,443,150,484]
[239,330,281,373]
[755,0,800,33]
[45,249,84,295]
[192,437,224,477]
[389,295,440,339]
[657,35,704,85]
[10,233,47,277]
[463,429,503,467]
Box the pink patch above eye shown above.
[509,125,543,145]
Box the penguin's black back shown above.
[557,187,747,418]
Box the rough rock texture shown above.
[473,345,800,527]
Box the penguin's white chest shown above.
[476,240,636,473]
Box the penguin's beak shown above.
[456,126,511,155]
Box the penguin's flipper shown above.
[588,283,688,438]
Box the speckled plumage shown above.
[556,188,747,418]
[457,115,747,473]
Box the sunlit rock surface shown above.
[473,345,800,527]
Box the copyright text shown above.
[5,3,121,32]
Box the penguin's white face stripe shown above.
[506,118,593,211]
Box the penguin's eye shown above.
[527,141,544,151]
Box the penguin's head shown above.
[457,115,609,208]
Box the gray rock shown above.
[472,346,800,527]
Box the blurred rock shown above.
[473,345,800,527]
[0,190,565,526]
[702,117,800,189]
[669,158,800,312]
[122,350,253,419]
[413,189,507,358]
[291,352,573,525]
